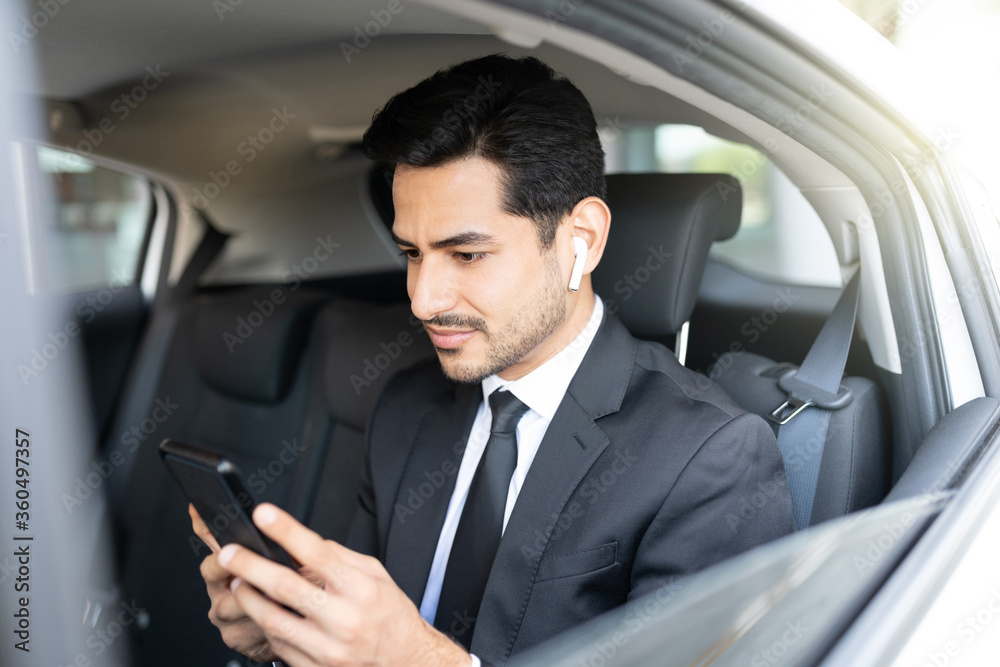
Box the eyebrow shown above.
[391,230,499,249]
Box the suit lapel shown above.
[384,383,480,605]
[472,311,638,660]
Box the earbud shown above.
[568,236,588,292]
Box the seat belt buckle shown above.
[769,396,814,425]
[767,368,853,425]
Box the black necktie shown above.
[434,389,530,649]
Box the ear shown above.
[565,196,611,276]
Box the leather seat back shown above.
[711,351,890,524]
[593,172,889,526]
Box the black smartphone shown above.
[159,438,296,568]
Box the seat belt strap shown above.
[168,210,229,301]
[106,210,229,505]
[770,270,861,528]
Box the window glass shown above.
[601,124,841,287]
[959,165,1000,290]
[33,146,151,293]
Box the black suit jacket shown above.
[347,311,795,664]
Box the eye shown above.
[455,252,486,263]
[399,249,420,262]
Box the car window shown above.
[959,165,1000,290]
[24,146,152,293]
[514,494,945,667]
[602,124,841,287]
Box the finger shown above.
[220,544,339,618]
[200,552,234,585]
[200,554,248,626]
[253,504,378,582]
[214,585,254,624]
[232,577,341,665]
[189,503,222,552]
[272,619,350,667]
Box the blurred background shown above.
[840,0,1000,202]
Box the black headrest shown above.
[195,288,328,403]
[320,301,435,430]
[593,173,742,339]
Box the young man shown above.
[192,54,795,666]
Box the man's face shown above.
[391,156,568,383]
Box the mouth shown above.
[424,325,479,350]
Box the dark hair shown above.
[363,54,606,247]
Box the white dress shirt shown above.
[418,296,604,665]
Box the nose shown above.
[408,256,457,322]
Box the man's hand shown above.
[189,504,277,663]
[216,503,471,667]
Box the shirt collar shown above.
[481,295,604,421]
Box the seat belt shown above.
[105,209,229,505]
[767,270,861,529]
[83,209,228,630]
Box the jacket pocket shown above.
[535,541,618,582]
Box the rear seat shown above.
[303,299,434,538]
[113,282,432,667]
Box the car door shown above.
[13,145,160,441]
[0,6,125,665]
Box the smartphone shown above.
[159,438,296,568]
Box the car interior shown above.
[13,1,1000,665]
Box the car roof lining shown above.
[31,0,901,373]
[25,0,491,99]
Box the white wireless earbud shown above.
[568,236,588,292]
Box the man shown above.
[192,54,795,666]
